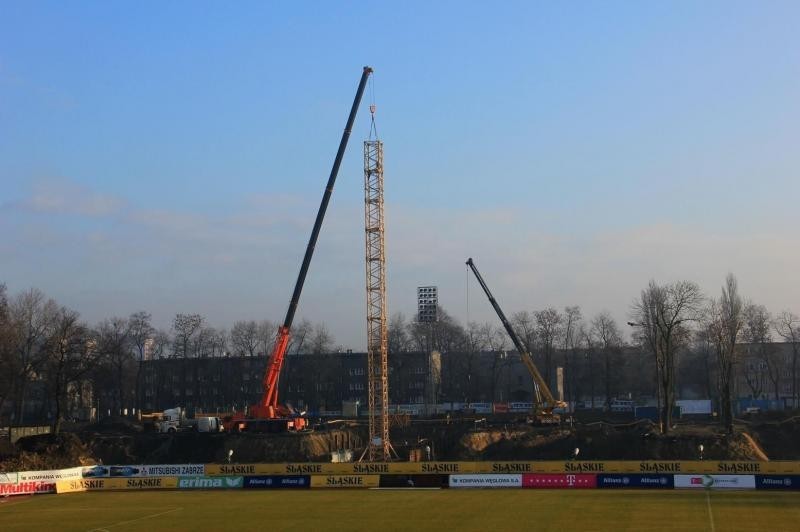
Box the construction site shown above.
[1,66,799,474]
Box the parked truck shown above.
[156,407,223,433]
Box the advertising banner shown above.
[449,475,522,488]
[92,464,206,477]
[133,464,205,477]
[522,474,596,488]
[310,475,380,488]
[243,476,311,489]
[56,477,179,493]
[0,472,18,484]
[378,475,446,488]
[177,476,243,489]
[18,467,83,483]
[207,462,463,476]
[203,461,800,477]
[755,476,800,490]
[674,475,755,489]
[0,480,55,496]
[597,474,673,489]
[81,465,111,478]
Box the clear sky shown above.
[2,1,799,348]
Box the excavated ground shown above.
[2,413,798,471]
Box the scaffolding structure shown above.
[363,138,391,461]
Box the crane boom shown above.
[465,258,564,413]
[241,66,372,426]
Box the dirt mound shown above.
[446,422,761,461]
[0,433,96,472]
[222,428,365,463]
[746,416,800,459]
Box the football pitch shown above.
[2,490,799,531]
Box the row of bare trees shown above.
[386,306,629,410]
[0,284,339,432]
[3,274,798,435]
[630,274,800,434]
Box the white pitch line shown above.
[87,507,183,532]
[705,491,716,532]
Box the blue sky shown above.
[2,1,799,347]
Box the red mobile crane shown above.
[466,258,567,425]
[224,66,373,433]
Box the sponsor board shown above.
[378,475,446,489]
[0,481,55,496]
[82,464,203,478]
[522,474,596,488]
[138,464,205,477]
[755,476,800,490]
[109,466,142,477]
[204,461,800,476]
[597,474,674,489]
[0,472,18,484]
[449,475,522,488]
[207,462,466,476]
[56,477,179,493]
[674,475,755,489]
[177,476,243,489]
[81,465,110,478]
[243,476,310,489]
[310,475,380,488]
[18,467,83,482]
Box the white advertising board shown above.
[18,467,83,482]
[674,474,755,489]
[449,474,522,488]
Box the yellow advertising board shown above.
[207,462,485,475]
[56,477,178,493]
[310,475,380,488]
[206,461,800,476]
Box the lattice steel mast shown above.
[363,103,391,461]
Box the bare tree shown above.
[479,322,507,401]
[511,311,537,352]
[388,313,412,354]
[7,288,59,423]
[631,280,703,434]
[704,274,745,433]
[535,308,563,390]
[172,314,203,359]
[128,311,154,413]
[309,324,334,354]
[95,317,133,417]
[562,306,583,407]
[0,284,12,419]
[287,318,310,355]
[774,311,800,408]
[591,311,623,409]
[744,304,780,400]
[231,321,259,357]
[45,307,97,433]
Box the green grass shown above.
[2,490,800,531]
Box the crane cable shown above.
[368,76,378,140]
[465,263,470,326]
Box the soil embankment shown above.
[2,415,797,471]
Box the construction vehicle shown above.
[223,66,373,433]
[465,258,567,425]
[157,407,223,433]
